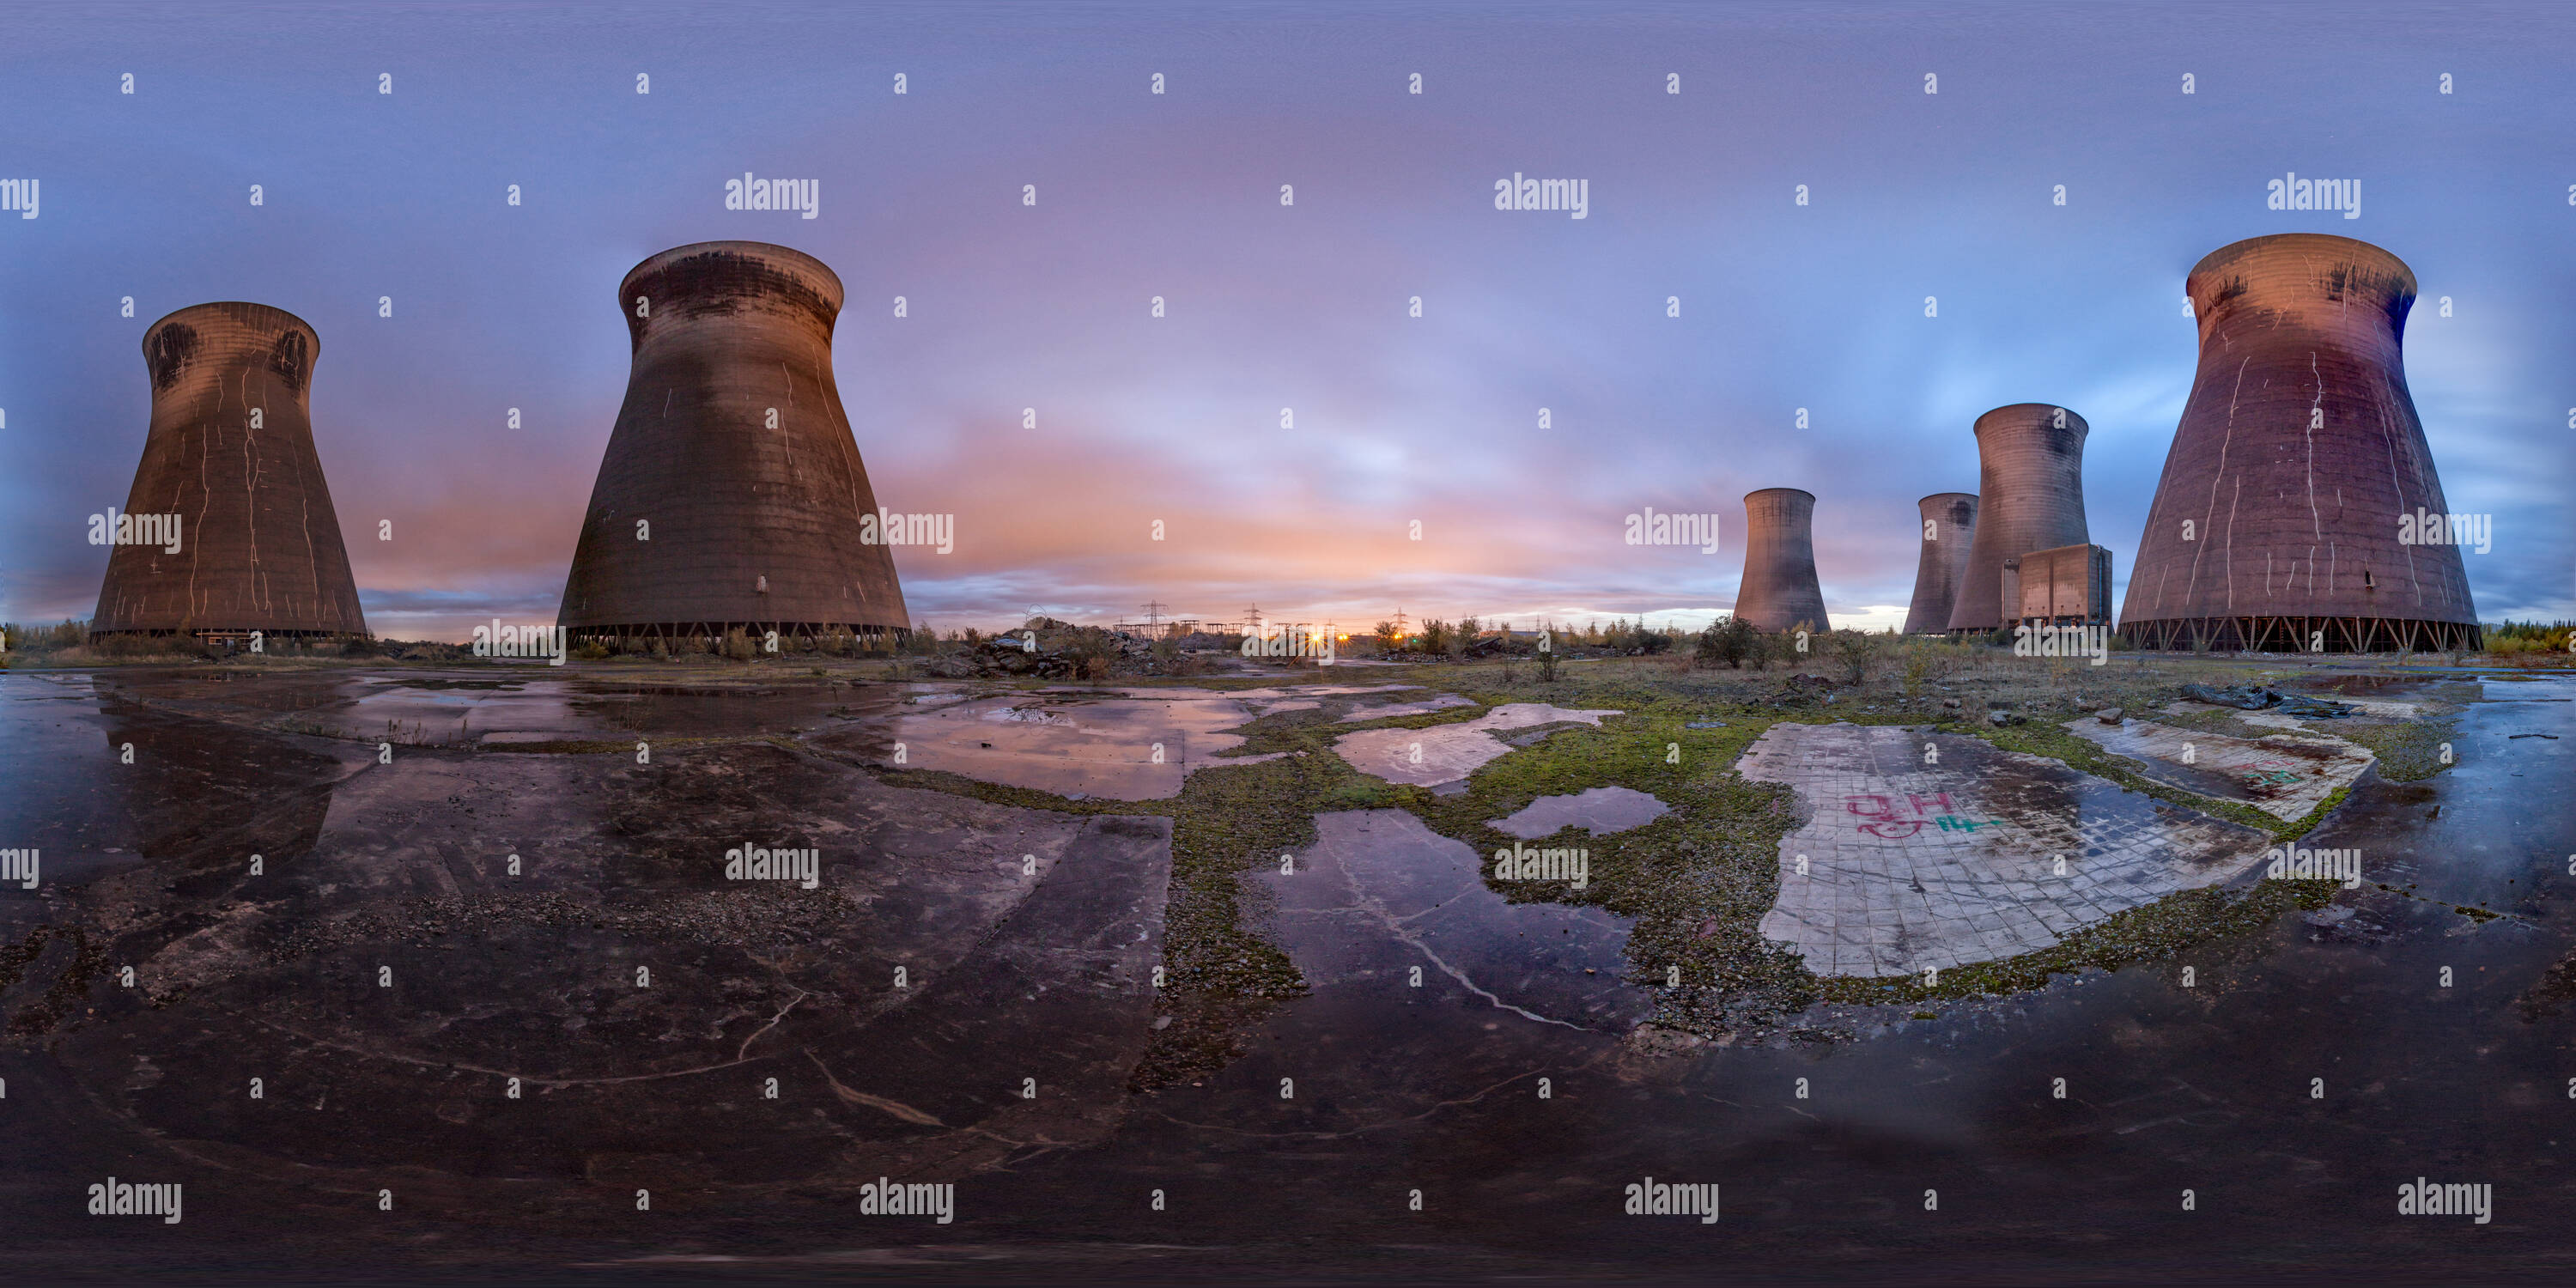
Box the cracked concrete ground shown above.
[1741,723,2275,977]
[1,671,1172,1217]
[2065,714,2374,820]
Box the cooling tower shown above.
[2120,234,2479,651]
[1946,404,2090,633]
[558,241,908,642]
[1733,488,1831,633]
[91,303,367,639]
[1902,492,1978,635]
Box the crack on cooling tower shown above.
[2184,355,2250,612]
[2305,351,2323,598]
[2225,477,2239,614]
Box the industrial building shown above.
[1732,488,1831,633]
[91,302,368,641]
[1947,404,2092,634]
[1902,492,1978,634]
[557,241,910,646]
[2119,234,2480,652]
[2002,543,2114,628]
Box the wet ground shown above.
[1742,724,2274,976]
[2066,715,2376,819]
[1334,702,1624,792]
[1491,787,1672,841]
[3,664,2575,1282]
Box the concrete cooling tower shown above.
[1902,492,1978,635]
[1946,404,2090,633]
[91,303,368,640]
[2120,234,2479,651]
[559,241,908,643]
[1733,488,1831,633]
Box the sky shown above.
[3,1,2571,641]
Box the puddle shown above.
[1336,692,1478,722]
[1248,809,1653,1031]
[1334,703,1622,790]
[2066,716,2373,819]
[848,691,1284,799]
[1491,786,1671,840]
[1740,723,2274,976]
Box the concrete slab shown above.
[1741,723,2274,977]
[2067,716,2373,820]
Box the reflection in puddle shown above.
[1335,703,1622,790]
[1491,786,1671,840]
[1251,810,1653,1031]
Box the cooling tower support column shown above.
[2119,234,2478,653]
[1946,404,2090,634]
[1903,493,1978,635]
[558,241,909,644]
[1733,488,1831,634]
[92,303,368,640]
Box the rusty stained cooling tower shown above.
[559,241,908,641]
[1946,404,2090,633]
[2120,234,2478,652]
[1902,492,1978,634]
[92,303,367,639]
[1732,488,1831,633]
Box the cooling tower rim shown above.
[1916,491,1978,507]
[620,240,846,307]
[142,301,319,349]
[1972,403,2088,436]
[2190,233,2415,298]
[1742,486,1816,504]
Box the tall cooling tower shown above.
[92,303,367,639]
[2121,234,2479,651]
[1946,404,2090,633]
[559,241,908,642]
[1733,488,1831,633]
[1902,492,1978,634]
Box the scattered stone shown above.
[1986,710,2011,726]
[2095,707,2124,724]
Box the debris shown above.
[2179,683,2357,719]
